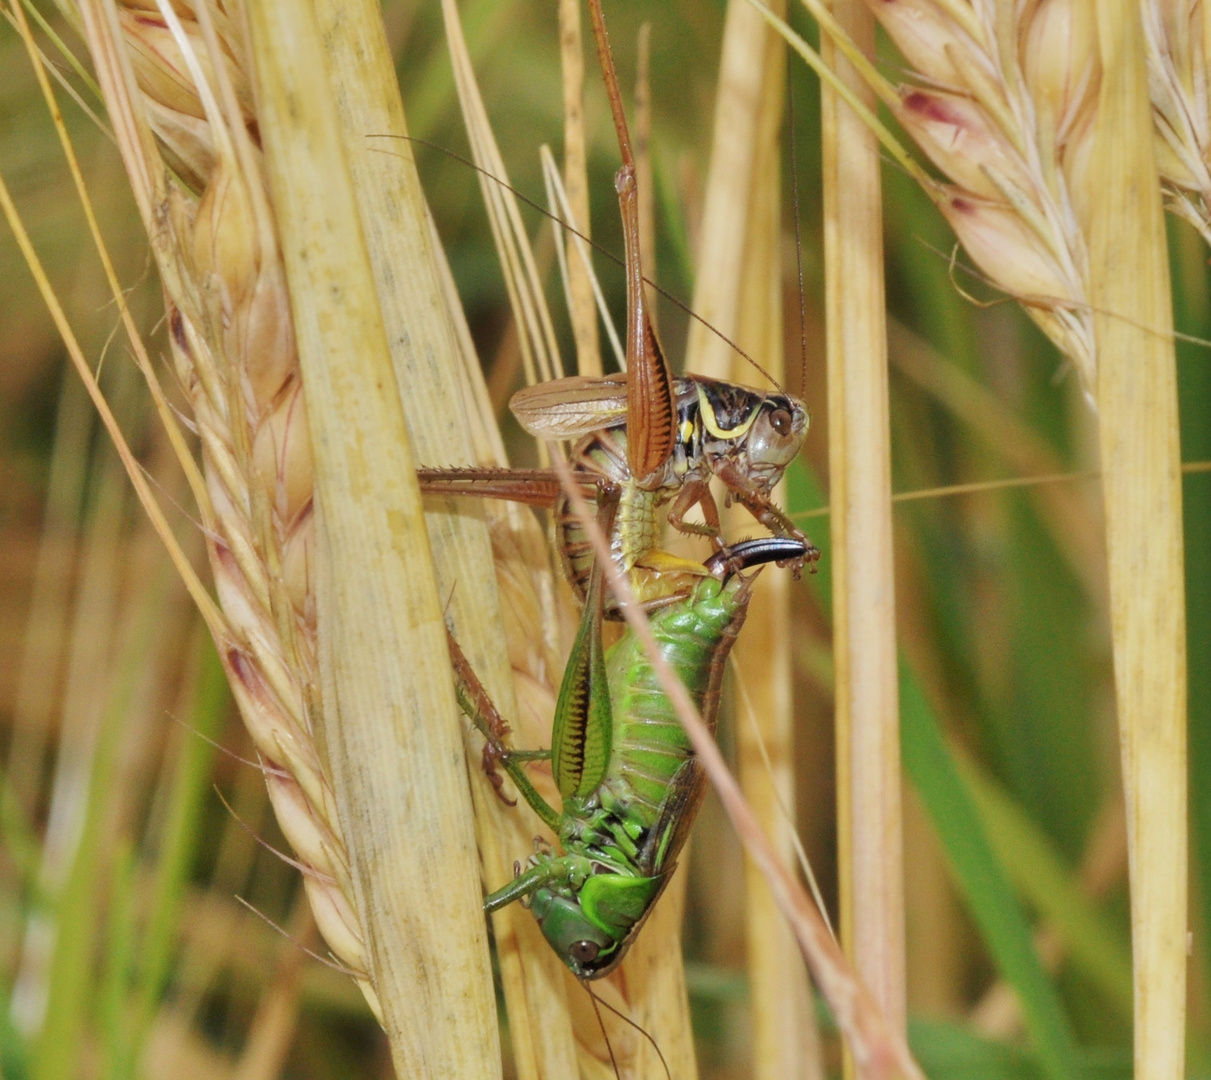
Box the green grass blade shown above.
[911,1017,1046,1080]
[900,669,1082,1080]
[961,762,1133,1019]
[0,998,30,1080]
[910,1018,1135,1080]
[99,841,137,1080]
[788,458,1081,1076]
[31,554,175,1080]
[1171,222,1211,1010]
[133,633,228,1043]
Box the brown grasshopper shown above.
[420,0,818,613]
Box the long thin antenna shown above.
[372,135,784,389]
[584,981,623,1080]
[586,980,673,1080]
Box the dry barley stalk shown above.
[821,0,1188,1073]
[819,0,905,1061]
[557,0,600,376]
[757,0,1187,1074]
[1088,1,1187,1076]
[315,2,592,1076]
[53,0,502,1072]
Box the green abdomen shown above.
[565,575,751,870]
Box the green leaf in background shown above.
[910,1018,1134,1080]
[901,669,1082,1080]
[911,1017,1047,1080]
[100,841,138,1080]
[133,633,229,1052]
[786,459,1082,1080]
[0,986,30,1080]
[960,763,1132,1019]
[1171,220,1211,1004]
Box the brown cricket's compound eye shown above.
[569,940,601,964]
[770,407,793,436]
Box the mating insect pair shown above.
[425,0,818,978]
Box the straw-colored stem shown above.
[735,33,825,1080]
[688,3,823,1077]
[316,3,582,1076]
[1088,0,1187,1075]
[243,1,498,1074]
[559,0,599,375]
[686,0,774,376]
[820,0,904,1052]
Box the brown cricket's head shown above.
[694,377,809,490]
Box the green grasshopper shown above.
[448,520,812,978]
[419,0,818,616]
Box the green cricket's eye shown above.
[569,940,601,964]
[770,407,792,436]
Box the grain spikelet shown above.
[67,0,381,1014]
[1143,0,1211,242]
[853,0,1098,390]
[60,5,505,1070]
[751,0,1098,391]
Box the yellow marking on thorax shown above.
[696,385,758,441]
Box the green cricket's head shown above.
[530,872,667,979]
